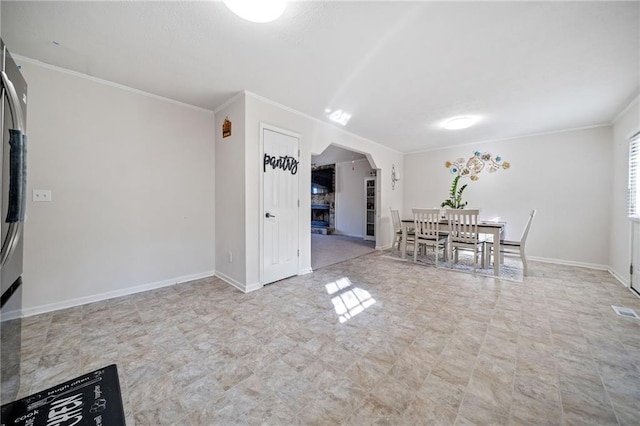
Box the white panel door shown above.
[262,127,299,284]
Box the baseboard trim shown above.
[608,268,630,287]
[493,256,633,291]
[608,269,640,299]
[332,231,365,238]
[215,271,247,293]
[0,311,20,321]
[15,270,216,319]
[528,256,608,271]
[216,270,314,293]
[245,282,263,293]
[12,256,625,320]
[376,243,393,251]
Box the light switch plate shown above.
[33,189,52,202]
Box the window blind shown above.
[629,131,640,217]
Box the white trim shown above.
[245,90,402,155]
[528,255,608,271]
[0,306,24,321]
[245,282,263,293]
[260,123,265,287]
[407,123,611,155]
[14,54,214,114]
[376,243,393,251]
[259,122,302,141]
[213,92,245,114]
[215,271,247,293]
[12,271,215,319]
[299,268,314,275]
[332,231,365,238]
[608,267,630,288]
[627,128,640,141]
[613,95,640,125]
[0,310,21,321]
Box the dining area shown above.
[390,208,536,278]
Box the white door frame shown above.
[628,128,640,296]
[259,122,302,285]
[630,219,639,295]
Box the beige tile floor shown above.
[15,251,640,425]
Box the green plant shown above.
[440,175,468,209]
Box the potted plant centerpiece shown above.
[441,175,468,209]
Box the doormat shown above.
[1,364,125,426]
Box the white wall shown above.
[18,60,215,315]
[243,92,403,289]
[403,126,613,267]
[312,145,366,166]
[610,100,640,284]
[214,95,247,290]
[335,159,373,237]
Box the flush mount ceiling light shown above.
[224,0,287,23]
[325,109,352,126]
[442,116,480,130]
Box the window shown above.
[629,131,640,217]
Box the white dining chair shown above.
[390,208,414,251]
[487,209,536,276]
[413,208,448,267]
[446,209,485,272]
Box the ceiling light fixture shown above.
[223,0,287,23]
[326,109,352,126]
[442,116,480,130]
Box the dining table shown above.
[400,218,506,276]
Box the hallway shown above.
[311,234,375,270]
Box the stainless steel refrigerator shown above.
[0,38,28,404]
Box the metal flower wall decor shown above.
[445,151,510,181]
[440,151,510,208]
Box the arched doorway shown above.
[310,144,379,269]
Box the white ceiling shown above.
[2,1,638,153]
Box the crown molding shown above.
[14,54,214,114]
[213,91,245,114]
[612,94,640,125]
[406,123,611,155]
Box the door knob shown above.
[266,212,276,218]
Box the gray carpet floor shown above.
[311,233,375,270]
